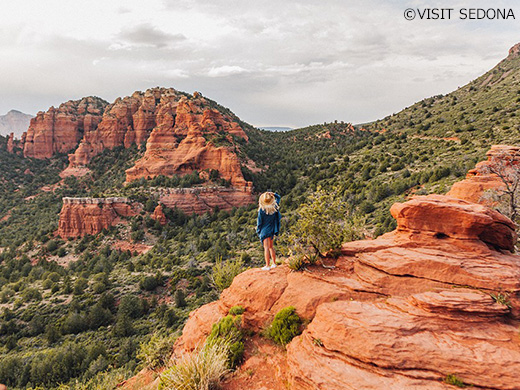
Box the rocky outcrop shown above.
[157,186,254,215]
[6,133,15,153]
[509,42,520,57]
[167,194,520,390]
[23,97,107,159]
[57,197,142,238]
[64,88,251,190]
[68,90,160,166]
[124,95,249,187]
[447,144,520,204]
[151,204,167,225]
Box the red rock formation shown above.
[68,90,157,166]
[447,145,520,204]
[159,191,520,390]
[151,204,167,225]
[157,186,254,215]
[57,197,142,238]
[125,95,249,188]
[6,132,14,153]
[23,97,106,159]
[61,88,251,191]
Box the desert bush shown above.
[158,340,230,390]
[228,305,244,316]
[267,306,302,346]
[211,256,244,292]
[285,187,364,257]
[444,374,468,388]
[173,289,186,308]
[206,314,244,368]
[287,255,305,271]
[137,333,177,370]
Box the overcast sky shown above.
[0,0,518,128]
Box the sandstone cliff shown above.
[124,94,249,187]
[57,197,142,238]
[65,88,250,189]
[23,97,107,159]
[14,88,252,192]
[126,147,520,390]
[157,186,254,215]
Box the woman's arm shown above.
[256,211,263,234]
[274,192,281,206]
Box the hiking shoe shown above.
[261,265,270,271]
[270,264,277,270]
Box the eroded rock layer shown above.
[158,186,255,215]
[57,197,142,238]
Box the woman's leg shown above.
[268,237,276,265]
[263,238,271,267]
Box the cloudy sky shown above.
[0,0,518,128]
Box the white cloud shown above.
[207,66,249,77]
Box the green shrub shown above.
[211,256,244,292]
[287,256,305,271]
[444,374,468,387]
[228,306,244,316]
[140,275,159,291]
[207,315,244,368]
[268,306,302,346]
[285,187,364,257]
[158,340,230,390]
[137,333,177,370]
[174,289,186,308]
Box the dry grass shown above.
[158,340,230,390]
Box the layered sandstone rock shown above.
[64,88,251,191]
[23,97,107,159]
[125,95,249,187]
[163,191,520,390]
[68,90,161,166]
[157,186,255,215]
[57,197,142,238]
[447,144,520,205]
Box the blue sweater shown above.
[256,193,281,242]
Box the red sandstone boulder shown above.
[169,190,520,390]
[390,194,516,250]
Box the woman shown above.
[256,191,281,270]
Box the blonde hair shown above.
[259,192,279,215]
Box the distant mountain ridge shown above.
[0,110,33,137]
